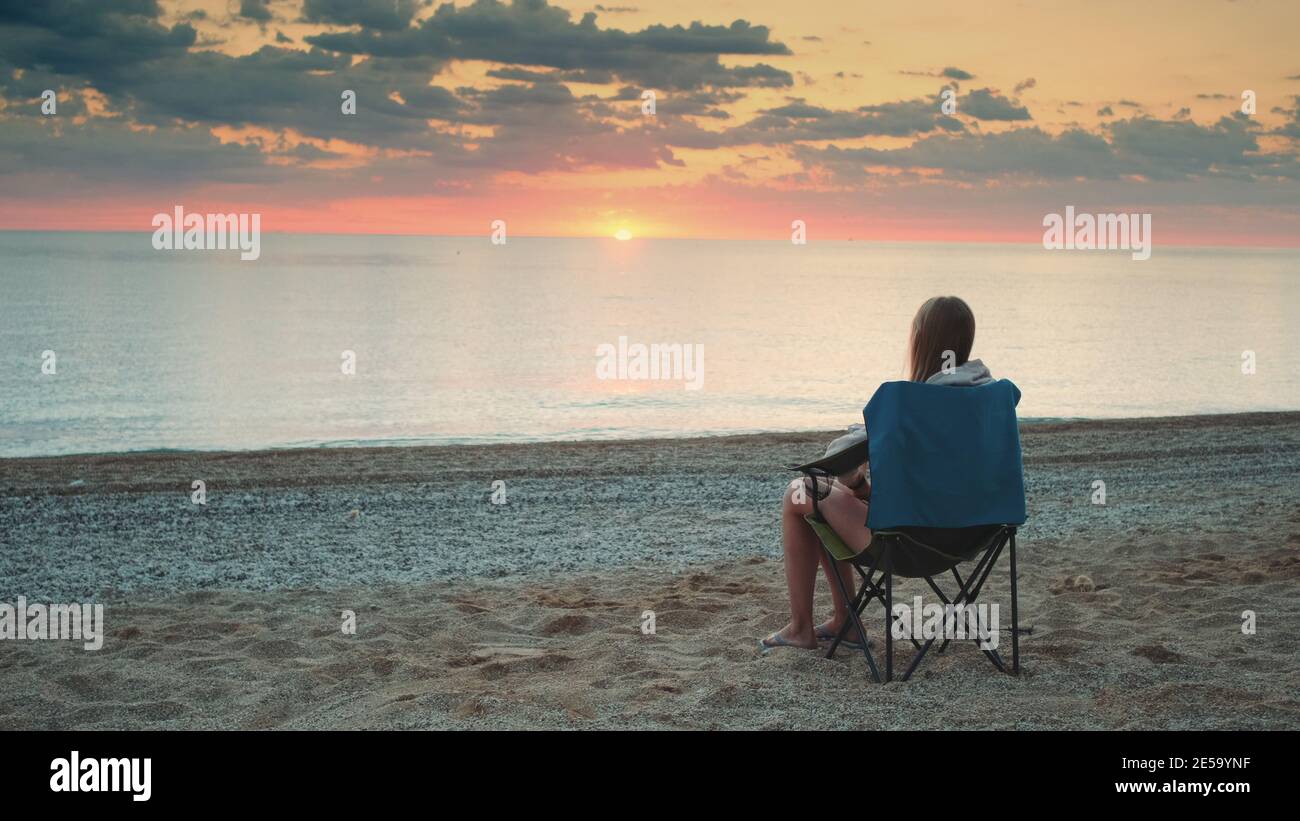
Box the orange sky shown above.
[1,0,1297,245]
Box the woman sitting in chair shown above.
[762,295,994,651]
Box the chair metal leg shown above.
[931,542,998,659]
[884,563,893,683]
[1009,531,1020,675]
[825,560,867,656]
[901,536,1013,679]
[964,540,1009,673]
[823,528,1025,683]
[926,575,954,654]
[823,547,881,683]
[936,567,966,654]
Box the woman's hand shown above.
[853,476,871,502]
[837,463,871,501]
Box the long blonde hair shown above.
[908,296,975,382]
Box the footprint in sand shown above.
[1049,574,1096,594]
[1132,644,1183,664]
[246,638,304,660]
[540,614,594,635]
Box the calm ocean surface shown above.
[1,232,1297,458]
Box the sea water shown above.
[1,232,1296,457]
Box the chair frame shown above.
[802,469,1023,683]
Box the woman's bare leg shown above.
[816,549,857,636]
[763,479,871,649]
[770,479,823,647]
[813,484,872,639]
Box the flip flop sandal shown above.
[759,632,809,653]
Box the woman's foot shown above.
[815,619,872,648]
[814,619,846,641]
[760,623,818,652]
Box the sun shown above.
[613,228,633,241]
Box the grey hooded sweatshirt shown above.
[924,358,993,387]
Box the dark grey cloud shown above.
[449,80,682,171]
[301,0,420,32]
[238,0,273,23]
[763,101,834,119]
[0,0,794,179]
[900,66,974,82]
[0,0,787,179]
[0,116,280,195]
[87,46,462,149]
[1107,113,1292,180]
[602,85,739,119]
[798,127,1116,182]
[476,55,792,91]
[0,0,456,146]
[961,88,1031,121]
[487,65,621,84]
[1,0,1294,202]
[797,113,1298,183]
[662,93,964,150]
[303,0,793,91]
[0,0,195,77]
[1,41,457,157]
[1277,97,1300,139]
[653,91,737,119]
[486,66,559,82]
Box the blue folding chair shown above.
[798,379,1028,683]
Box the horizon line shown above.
[1,228,1297,252]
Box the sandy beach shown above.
[2,412,1298,730]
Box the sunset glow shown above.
[0,0,1296,245]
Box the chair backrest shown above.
[863,379,1026,531]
